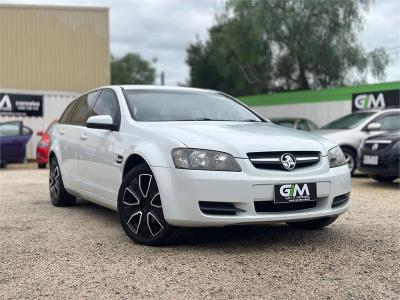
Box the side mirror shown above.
[37,131,44,136]
[367,122,382,131]
[86,115,117,131]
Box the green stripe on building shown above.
[239,81,400,107]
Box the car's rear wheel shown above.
[341,147,356,175]
[286,216,338,230]
[0,161,7,168]
[118,164,176,246]
[38,163,47,169]
[371,175,397,183]
[49,157,75,206]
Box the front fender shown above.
[121,140,183,168]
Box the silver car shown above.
[315,108,400,174]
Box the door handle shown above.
[60,129,65,135]
[80,132,88,140]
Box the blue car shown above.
[0,121,33,168]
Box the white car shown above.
[50,86,351,245]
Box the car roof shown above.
[118,85,218,94]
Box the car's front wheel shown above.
[286,216,338,230]
[118,164,176,246]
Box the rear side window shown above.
[59,101,77,124]
[69,91,100,126]
[0,121,21,137]
[91,89,121,126]
[22,126,32,135]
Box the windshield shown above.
[322,112,375,129]
[123,90,262,122]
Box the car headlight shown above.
[171,148,241,171]
[328,146,347,168]
[392,140,400,149]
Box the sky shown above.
[1,0,399,86]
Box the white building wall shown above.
[0,89,78,159]
[252,100,352,127]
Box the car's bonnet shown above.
[314,128,359,146]
[144,122,335,158]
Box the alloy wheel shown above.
[120,173,166,238]
[49,160,61,199]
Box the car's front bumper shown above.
[153,158,351,227]
[358,149,399,177]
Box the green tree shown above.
[186,0,389,95]
[111,53,156,85]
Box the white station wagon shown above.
[49,86,351,245]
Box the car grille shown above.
[254,200,317,213]
[247,151,320,170]
[363,140,392,152]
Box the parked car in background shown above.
[36,120,58,169]
[0,121,33,168]
[271,118,318,131]
[315,108,400,174]
[358,131,400,182]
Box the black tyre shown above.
[49,157,76,206]
[38,163,47,169]
[371,175,397,183]
[341,147,356,175]
[287,216,338,230]
[118,164,176,246]
[0,161,6,168]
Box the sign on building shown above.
[352,89,400,112]
[0,93,43,117]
